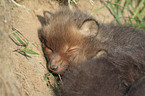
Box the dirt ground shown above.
[0,0,114,96]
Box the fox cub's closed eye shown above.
[65,48,79,54]
[45,47,53,54]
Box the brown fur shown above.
[39,7,145,74]
[125,76,145,96]
[56,46,145,96]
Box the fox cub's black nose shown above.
[50,65,58,70]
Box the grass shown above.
[68,0,145,30]
[100,0,145,29]
[10,27,58,89]
[44,73,58,92]
[9,27,39,58]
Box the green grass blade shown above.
[132,0,144,19]
[44,73,58,89]
[122,0,130,13]
[17,51,32,58]
[23,48,39,55]
[12,27,16,31]
[9,38,21,46]
[135,22,145,29]
[12,32,26,47]
[16,30,28,43]
[130,1,142,22]
[116,3,122,22]
[44,73,50,86]
[128,17,133,25]
[95,5,106,12]
[140,6,145,15]
[12,27,28,45]
[91,4,108,15]
[49,73,58,88]
[107,1,122,24]
[12,27,25,37]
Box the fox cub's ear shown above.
[80,19,99,36]
[43,11,53,24]
[93,49,108,59]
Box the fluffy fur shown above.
[39,7,145,75]
[37,7,145,96]
[56,45,145,96]
[125,76,145,96]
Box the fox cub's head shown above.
[40,8,103,74]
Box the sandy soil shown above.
[0,0,114,96]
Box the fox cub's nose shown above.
[50,65,58,70]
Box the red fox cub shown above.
[40,8,145,75]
